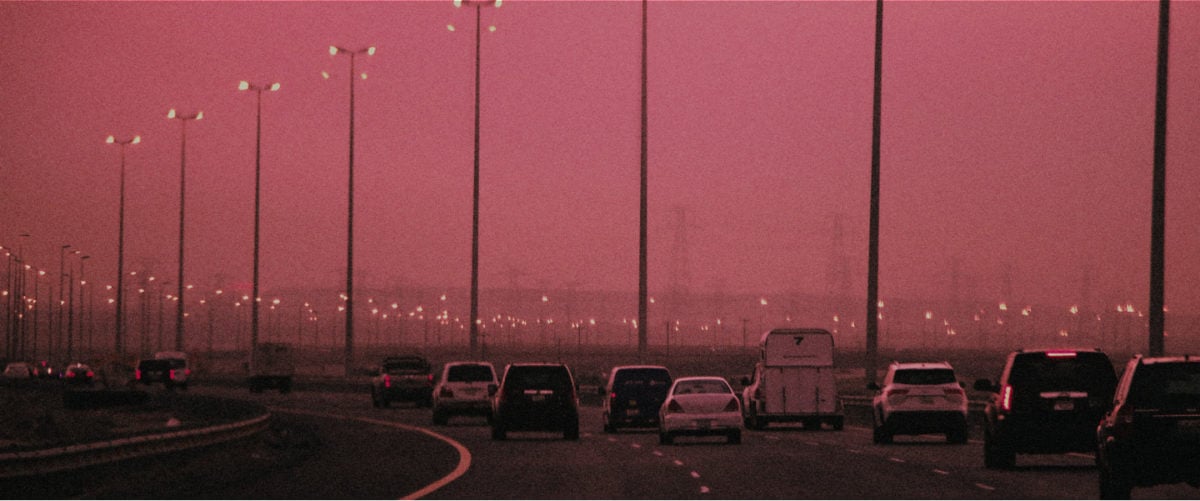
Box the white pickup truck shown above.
[741,328,844,430]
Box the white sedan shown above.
[659,376,743,445]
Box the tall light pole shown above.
[1148,0,1169,357]
[56,243,71,361]
[106,135,140,357]
[324,44,375,377]
[450,0,501,357]
[865,0,884,385]
[167,108,203,352]
[238,80,280,365]
[637,0,649,356]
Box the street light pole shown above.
[865,0,884,385]
[637,0,649,356]
[56,244,70,361]
[167,108,203,352]
[326,44,375,377]
[238,80,279,366]
[1148,0,1169,357]
[107,135,140,357]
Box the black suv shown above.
[134,358,189,390]
[1097,355,1200,499]
[491,363,580,440]
[601,365,672,432]
[974,349,1117,468]
[371,356,434,408]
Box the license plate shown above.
[530,394,546,402]
[627,409,639,416]
[695,420,711,429]
[919,397,934,404]
[1053,400,1075,411]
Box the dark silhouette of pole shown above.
[107,135,139,357]
[637,0,649,355]
[865,0,884,384]
[56,244,70,361]
[239,80,279,366]
[470,3,482,356]
[168,109,202,352]
[1149,0,1169,357]
[327,45,374,376]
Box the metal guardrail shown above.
[0,410,270,479]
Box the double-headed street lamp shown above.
[324,44,375,377]
[106,134,140,356]
[167,108,203,352]
[449,0,500,357]
[238,80,279,364]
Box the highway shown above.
[19,387,1198,499]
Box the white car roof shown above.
[890,361,954,371]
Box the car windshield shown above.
[674,379,731,395]
[505,366,571,392]
[614,369,671,388]
[1129,362,1200,411]
[1008,352,1116,394]
[447,364,494,382]
[893,369,956,385]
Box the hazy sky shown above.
[2,0,1198,314]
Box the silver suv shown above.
[432,361,497,425]
[870,361,968,444]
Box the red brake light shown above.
[169,369,177,380]
[427,374,434,385]
[1046,351,1077,358]
[66,372,75,378]
[384,374,391,388]
[724,398,740,412]
[86,371,94,378]
[666,399,683,414]
[185,369,191,376]
[610,392,618,400]
[135,369,141,380]
[1000,385,1013,412]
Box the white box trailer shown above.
[741,328,844,430]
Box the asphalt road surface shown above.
[17,387,1198,499]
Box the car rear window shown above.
[1008,352,1117,394]
[614,368,671,388]
[674,379,732,395]
[384,358,429,374]
[893,369,956,385]
[504,366,571,391]
[139,360,171,371]
[1129,362,1200,410]
[447,364,494,382]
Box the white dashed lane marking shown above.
[975,483,996,491]
[888,457,905,463]
[673,459,684,466]
[653,450,664,457]
[805,441,820,446]
[631,443,642,449]
[700,486,711,494]
[932,469,950,476]
[690,471,701,479]
[607,438,617,442]
[847,448,863,454]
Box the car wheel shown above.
[728,430,742,445]
[947,424,969,444]
[1099,466,1132,500]
[831,417,845,431]
[564,421,580,441]
[872,413,892,444]
[659,431,674,445]
[602,414,616,434]
[491,424,507,441]
[983,433,1015,469]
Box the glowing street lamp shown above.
[238,79,280,362]
[167,108,203,351]
[106,135,139,355]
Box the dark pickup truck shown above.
[370,356,434,408]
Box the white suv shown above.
[870,361,968,444]
[432,361,497,425]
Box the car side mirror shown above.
[973,379,996,392]
[488,384,498,396]
[740,376,751,386]
[867,382,881,391]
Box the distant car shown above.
[135,358,189,390]
[490,363,580,440]
[1096,355,1200,499]
[601,365,672,432]
[3,362,33,379]
[974,348,1117,468]
[371,356,434,408]
[153,351,191,389]
[870,361,969,444]
[63,363,95,386]
[659,376,743,445]
[432,361,497,425]
[33,360,57,379]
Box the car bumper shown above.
[661,412,742,435]
[382,387,432,401]
[883,410,967,433]
[435,399,492,414]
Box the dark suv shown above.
[974,349,1117,468]
[371,356,434,408]
[491,363,580,440]
[1097,355,1200,499]
[134,358,189,390]
[601,365,672,432]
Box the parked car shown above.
[659,376,743,445]
[371,355,434,408]
[154,351,191,389]
[432,361,497,425]
[1096,355,1200,499]
[3,362,33,379]
[134,357,189,390]
[63,363,95,386]
[490,363,580,440]
[870,361,968,444]
[974,348,1117,468]
[601,365,672,432]
[741,328,844,430]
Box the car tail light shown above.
[885,388,908,403]
[86,371,94,378]
[427,374,434,385]
[724,398,740,412]
[666,399,683,414]
[135,369,141,380]
[185,369,192,376]
[944,387,965,399]
[66,371,75,378]
[1000,385,1013,412]
[440,387,454,398]
[169,370,177,380]
[384,374,392,388]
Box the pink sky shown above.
[2,0,1198,314]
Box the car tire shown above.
[1099,466,1132,500]
[831,417,845,431]
[603,415,616,434]
[491,424,507,441]
[947,424,969,444]
[872,413,892,444]
[564,422,580,441]
[659,431,674,445]
[983,433,1015,469]
[728,430,742,445]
